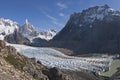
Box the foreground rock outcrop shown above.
[0,40,49,80]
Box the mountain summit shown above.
[19,19,39,40]
[0,18,19,40]
[52,5,120,54]
[25,19,29,25]
[39,29,57,40]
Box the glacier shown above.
[7,43,112,73]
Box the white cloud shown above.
[59,13,65,17]
[52,20,64,27]
[42,11,64,27]
[42,11,57,21]
[57,2,67,9]
[46,14,57,21]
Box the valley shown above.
[0,4,120,80]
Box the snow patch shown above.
[79,24,82,27]
[89,25,93,28]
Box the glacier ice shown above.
[7,43,112,72]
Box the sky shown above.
[0,0,120,31]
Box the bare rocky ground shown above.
[0,40,49,80]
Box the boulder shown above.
[0,40,6,49]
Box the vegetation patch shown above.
[100,59,120,77]
[5,54,25,70]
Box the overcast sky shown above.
[0,0,120,31]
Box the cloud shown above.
[42,11,64,27]
[59,13,65,17]
[46,14,57,21]
[56,2,67,9]
[59,13,69,20]
[52,20,64,27]
[42,11,57,21]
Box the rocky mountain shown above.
[19,19,56,41]
[52,5,120,54]
[4,29,30,44]
[29,29,57,45]
[19,19,39,41]
[39,29,57,40]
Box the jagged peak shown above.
[48,29,56,33]
[25,19,29,25]
[23,19,35,30]
[70,5,116,17]
[0,18,18,25]
[102,4,110,8]
[0,18,19,29]
[69,5,120,25]
[82,5,109,15]
[41,29,56,34]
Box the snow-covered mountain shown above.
[0,18,19,40]
[19,19,56,41]
[74,5,120,25]
[19,19,39,41]
[0,18,56,43]
[39,29,56,40]
[52,5,120,54]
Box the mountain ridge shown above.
[52,5,120,54]
[0,18,57,43]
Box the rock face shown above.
[4,29,30,44]
[0,40,6,49]
[52,5,120,54]
[43,67,71,80]
[43,67,107,80]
